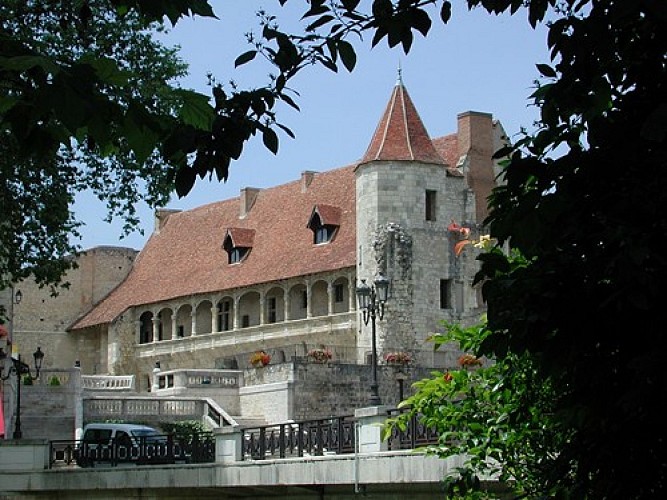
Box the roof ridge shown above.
[359,79,446,166]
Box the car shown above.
[75,423,173,467]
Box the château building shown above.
[3,77,507,428]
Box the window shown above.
[222,228,254,264]
[229,247,249,264]
[301,291,308,309]
[315,226,333,244]
[241,315,250,328]
[307,205,341,244]
[177,325,184,337]
[334,283,344,303]
[426,190,437,221]
[268,297,277,323]
[440,279,451,309]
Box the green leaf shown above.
[175,165,196,197]
[235,50,257,67]
[536,63,557,78]
[262,127,279,154]
[337,40,357,72]
[440,1,452,24]
[175,89,214,131]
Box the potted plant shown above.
[307,347,332,363]
[250,350,271,367]
[384,351,412,366]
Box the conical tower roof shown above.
[359,74,446,165]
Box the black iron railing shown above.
[49,433,214,468]
[385,407,440,450]
[243,415,356,460]
[241,410,438,460]
[48,410,438,467]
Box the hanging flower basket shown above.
[250,351,271,367]
[307,348,332,363]
[458,353,482,369]
[384,351,412,366]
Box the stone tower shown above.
[355,76,497,366]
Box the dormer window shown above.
[307,204,341,245]
[222,228,255,265]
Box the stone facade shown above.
[2,82,505,428]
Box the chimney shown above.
[301,171,316,192]
[457,111,495,223]
[154,208,181,234]
[240,187,260,218]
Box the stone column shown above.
[354,405,390,453]
[233,296,241,330]
[152,316,159,342]
[259,294,265,325]
[214,426,243,463]
[211,304,218,333]
[190,308,197,336]
[327,282,334,315]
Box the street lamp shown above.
[0,346,44,439]
[356,273,390,406]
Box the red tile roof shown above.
[308,204,342,227]
[360,82,447,166]
[70,165,358,331]
[224,227,256,248]
[70,82,466,332]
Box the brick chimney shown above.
[457,111,495,223]
[154,208,181,234]
[301,171,316,192]
[240,187,260,218]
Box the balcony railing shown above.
[241,408,438,461]
[49,432,214,468]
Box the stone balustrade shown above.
[81,374,135,391]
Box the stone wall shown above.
[11,247,137,369]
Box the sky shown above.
[72,2,552,251]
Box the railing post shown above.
[354,405,389,453]
[214,426,243,463]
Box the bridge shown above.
[0,407,499,499]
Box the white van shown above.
[76,423,171,467]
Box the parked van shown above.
[76,423,171,467]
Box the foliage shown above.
[385,320,569,498]
[48,375,61,386]
[159,419,210,440]
[3,3,664,494]
[0,0,190,293]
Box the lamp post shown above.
[0,346,44,439]
[356,273,390,406]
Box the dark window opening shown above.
[301,291,308,309]
[177,325,184,337]
[268,297,277,323]
[334,284,344,303]
[241,315,250,328]
[426,190,437,221]
[218,300,232,331]
[440,279,451,309]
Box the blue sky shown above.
[73,2,551,250]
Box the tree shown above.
[1,0,192,291]
[385,319,569,498]
[2,3,666,494]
